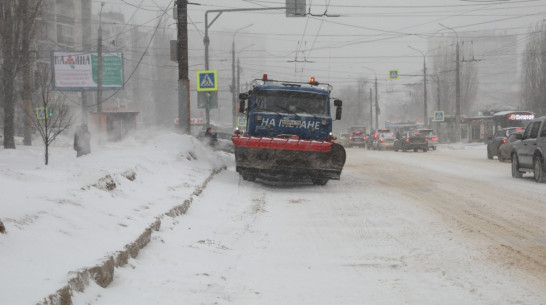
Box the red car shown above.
[347,127,367,148]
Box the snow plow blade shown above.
[232,136,346,184]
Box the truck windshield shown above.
[254,90,329,116]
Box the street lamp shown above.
[440,23,460,142]
[232,24,252,129]
[361,66,378,130]
[408,46,427,127]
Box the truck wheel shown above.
[511,155,523,178]
[533,156,546,183]
[413,148,418,152]
[423,148,428,152]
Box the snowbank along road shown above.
[75,144,546,305]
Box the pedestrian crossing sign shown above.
[389,70,399,80]
[196,70,218,91]
[433,111,445,122]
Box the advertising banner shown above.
[51,51,123,91]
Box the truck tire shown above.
[533,156,546,183]
[511,155,523,178]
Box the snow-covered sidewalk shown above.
[0,130,230,305]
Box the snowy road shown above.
[75,145,546,305]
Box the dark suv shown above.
[511,116,546,182]
[486,127,523,160]
[393,130,428,152]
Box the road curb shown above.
[38,167,225,305]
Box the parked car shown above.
[511,116,546,182]
[487,127,524,160]
[498,130,523,162]
[394,130,429,152]
[373,130,396,150]
[346,127,367,148]
[215,131,235,153]
[416,128,438,150]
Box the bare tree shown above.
[0,0,43,149]
[521,22,546,115]
[28,64,73,165]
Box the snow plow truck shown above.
[232,74,346,185]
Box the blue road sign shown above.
[389,70,399,80]
[196,70,218,91]
[433,111,445,122]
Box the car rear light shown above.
[425,137,428,141]
[502,138,507,144]
[432,137,437,141]
[363,136,367,141]
[380,138,384,143]
[349,136,353,140]
[405,138,410,142]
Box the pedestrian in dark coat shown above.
[204,127,217,147]
[74,124,91,157]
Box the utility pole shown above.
[204,7,284,128]
[22,0,32,145]
[96,2,104,114]
[232,24,252,129]
[423,60,427,126]
[440,24,460,142]
[455,39,461,142]
[369,88,373,132]
[177,0,190,134]
[237,57,241,115]
[408,46,427,127]
[374,76,379,129]
[81,0,92,125]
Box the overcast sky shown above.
[95,0,546,104]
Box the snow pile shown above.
[0,129,230,305]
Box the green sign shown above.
[36,107,52,119]
[91,54,124,87]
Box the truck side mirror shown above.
[239,93,248,113]
[334,99,342,120]
[335,105,342,120]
